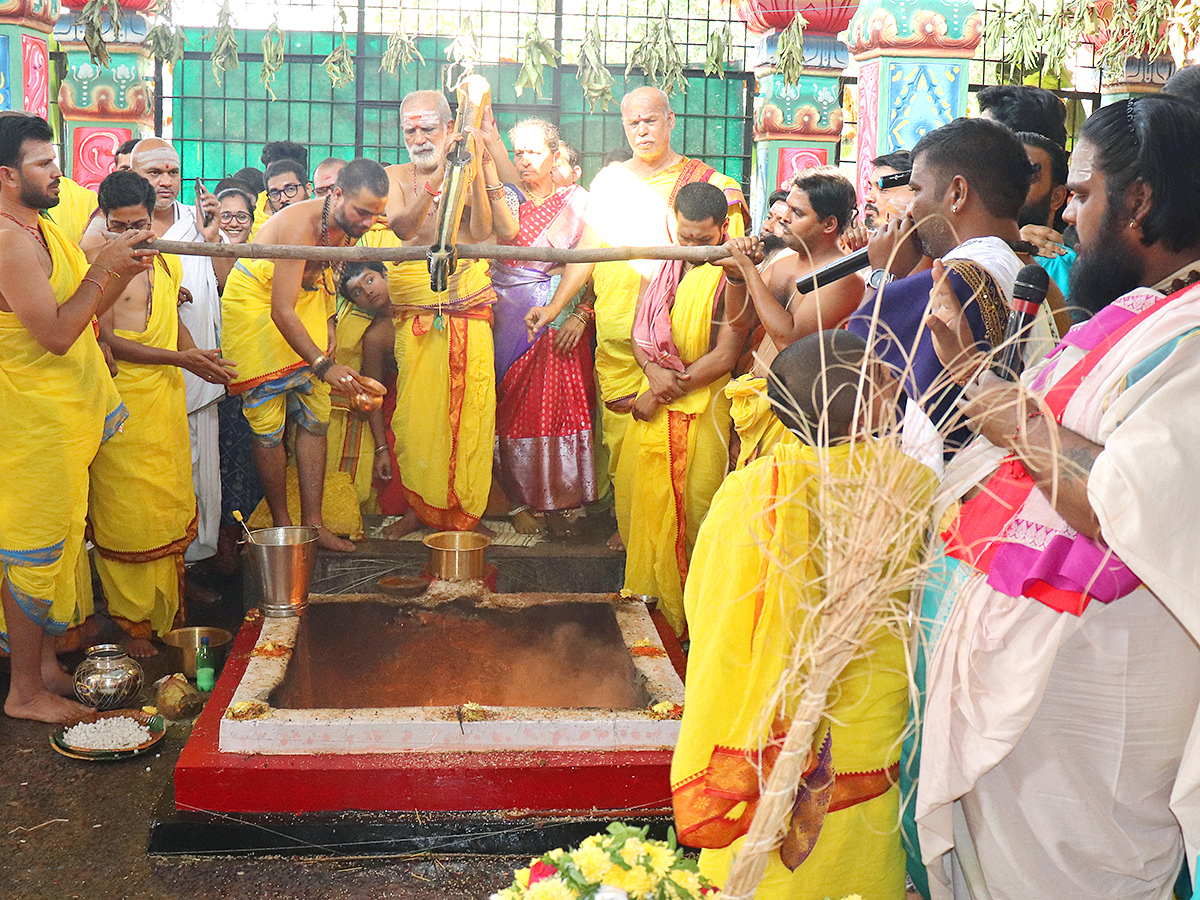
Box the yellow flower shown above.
[619,837,646,866]
[646,842,676,876]
[839,896,865,900]
[613,865,655,899]
[527,875,576,900]
[671,869,702,896]
[572,845,612,884]
[515,867,531,888]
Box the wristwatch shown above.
[868,268,894,290]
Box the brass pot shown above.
[162,627,233,679]
[423,531,490,581]
[73,644,144,710]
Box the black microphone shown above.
[992,263,1051,381]
[877,170,911,189]
[794,247,870,295]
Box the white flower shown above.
[594,887,629,900]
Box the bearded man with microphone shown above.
[909,95,1200,900]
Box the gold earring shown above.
[1129,219,1138,229]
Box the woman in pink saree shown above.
[490,119,597,534]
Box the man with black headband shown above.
[913,95,1200,900]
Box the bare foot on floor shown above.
[5,690,91,724]
[510,509,541,535]
[381,510,421,541]
[606,530,625,552]
[315,525,356,552]
[42,662,78,697]
[123,637,159,658]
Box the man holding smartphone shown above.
[127,138,230,565]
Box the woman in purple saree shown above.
[490,119,597,534]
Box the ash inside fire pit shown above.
[268,599,652,710]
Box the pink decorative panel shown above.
[777,147,829,190]
[21,35,48,120]
[72,126,132,191]
[855,60,880,209]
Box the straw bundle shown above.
[719,365,937,899]
[718,217,1035,898]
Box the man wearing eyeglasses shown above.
[264,159,311,214]
[311,157,346,200]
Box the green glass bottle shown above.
[196,636,215,692]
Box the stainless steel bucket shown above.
[246,526,319,617]
[423,531,490,581]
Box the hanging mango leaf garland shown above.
[260,16,286,100]
[79,0,122,68]
[514,19,562,99]
[577,11,615,112]
[144,0,187,72]
[380,7,424,75]
[1097,0,1176,74]
[704,21,731,78]
[446,15,483,86]
[774,11,807,85]
[626,8,687,95]
[323,5,355,89]
[208,0,240,87]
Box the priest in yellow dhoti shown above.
[84,173,232,655]
[224,159,390,553]
[0,112,153,722]
[527,88,747,538]
[616,183,754,635]
[379,86,514,537]
[386,258,496,531]
[671,331,935,899]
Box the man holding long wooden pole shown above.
[380,82,514,537]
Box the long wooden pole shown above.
[149,239,734,265]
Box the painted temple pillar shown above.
[737,1,858,226]
[0,0,57,118]
[846,0,981,203]
[53,0,155,188]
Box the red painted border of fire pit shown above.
[175,604,685,815]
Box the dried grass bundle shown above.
[719,216,1038,898]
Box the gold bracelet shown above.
[81,276,106,292]
[93,264,118,281]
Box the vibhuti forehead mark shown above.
[136,147,181,169]
[403,111,442,129]
[1068,142,1095,183]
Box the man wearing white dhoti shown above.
[912,96,1200,900]
[132,139,233,561]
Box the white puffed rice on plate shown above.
[61,716,152,750]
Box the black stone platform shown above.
[148,780,670,857]
[299,513,625,599]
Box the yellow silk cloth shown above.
[89,255,195,638]
[586,158,745,480]
[49,177,98,246]
[671,440,932,900]
[388,259,495,530]
[327,302,378,507]
[725,374,794,470]
[615,263,731,635]
[222,258,336,393]
[0,217,126,646]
